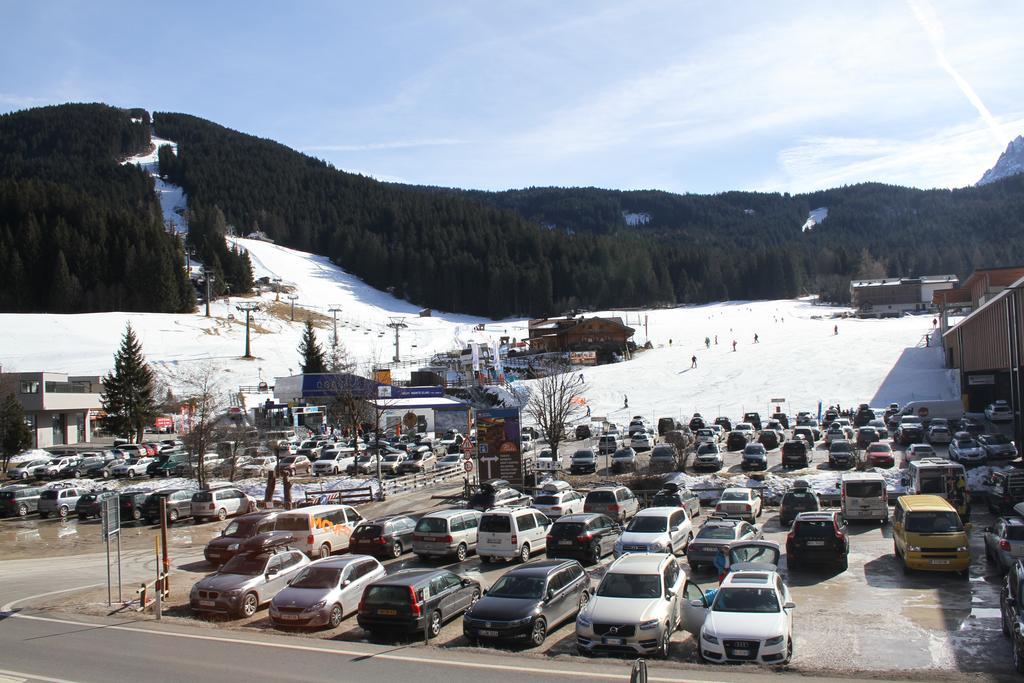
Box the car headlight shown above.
[764,635,785,646]
[701,631,719,644]
[577,615,592,628]
[224,589,242,597]
[956,546,968,553]
[226,543,239,551]
[306,600,327,612]
[907,545,921,552]
[649,541,666,552]
[638,619,660,630]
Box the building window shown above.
[51,413,66,446]
[20,381,39,394]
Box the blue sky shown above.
[2,0,1023,194]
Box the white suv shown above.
[576,553,685,658]
[715,488,762,523]
[614,507,693,558]
[531,481,585,519]
[190,487,255,523]
[477,507,552,563]
[681,569,795,665]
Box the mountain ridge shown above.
[978,135,1024,185]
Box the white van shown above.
[840,472,888,523]
[190,486,255,523]
[898,400,964,426]
[275,504,363,558]
[477,507,552,563]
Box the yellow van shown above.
[892,495,969,574]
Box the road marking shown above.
[1,584,106,614]
[9,612,730,683]
[0,667,79,683]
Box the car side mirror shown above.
[689,599,704,608]
[342,579,351,587]
[546,588,555,602]
[266,567,279,577]
[784,602,796,610]
[462,578,474,588]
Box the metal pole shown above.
[160,497,170,598]
[105,526,111,606]
[205,276,211,317]
[245,309,251,357]
[117,530,122,603]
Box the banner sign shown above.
[569,350,598,366]
[476,408,523,486]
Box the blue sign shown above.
[393,386,444,398]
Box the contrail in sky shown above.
[907,0,1008,145]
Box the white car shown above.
[576,553,685,658]
[112,457,154,478]
[614,507,693,557]
[531,481,585,519]
[682,568,795,665]
[630,433,654,452]
[477,507,551,563]
[7,458,52,480]
[695,429,717,444]
[242,456,279,477]
[986,401,1013,423]
[191,487,256,523]
[927,424,952,445]
[521,433,535,451]
[535,449,564,471]
[904,443,936,463]
[437,453,465,468]
[715,488,762,523]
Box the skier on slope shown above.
[691,355,697,368]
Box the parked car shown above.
[742,413,763,430]
[686,517,763,572]
[927,423,953,445]
[657,417,679,436]
[75,491,118,520]
[277,454,313,476]
[693,443,724,471]
[397,450,436,475]
[597,435,619,456]
[348,515,416,559]
[827,440,858,470]
[778,485,820,526]
[583,485,639,523]
[741,444,768,471]
[0,485,43,517]
[570,449,598,475]
[867,419,889,440]
[787,510,849,571]
[275,504,363,558]
[269,554,386,629]
[695,428,717,445]
[575,553,685,658]
[532,481,585,519]
[610,447,638,473]
[892,495,970,575]
[986,471,1024,514]
[357,568,481,639]
[896,416,925,445]
[1000,560,1024,672]
[646,444,678,472]
[37,486,85,518]
[714,416,733,431]
[984,517,1024,573]
[726,429,753,451]
[412,509,483,561]
[469,480,531,511]
[792,426,820,444]
[987,400,1014,423]
[980,434,1018,461]
[682,567,795,664]
[148,452,187,477]
[189,536,311,617]
[478,507,552,563]
[142,487,197,524]
[191,486,256,523]
[242,456,280,478]
[855,427,880,449]
[781,439,811,469]
[905,443,936,463]
[81,456,126,479]
[651,482,700,519]
[629,432,653,452]
[546,513,621,564]
[6,459,51,481]
[311,451,352,476]
[714,488,762,523]
[757,429,782,451]
[949,432,987,466]
[864,442,895,468]
[575,424,592,440]
[614,506,693,557]
[39,457,80,480]
[204,511,283,565]
[464,559,590,647]
[112,457,154,479]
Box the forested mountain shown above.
[0,104,194,313]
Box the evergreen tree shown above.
[101,324,157,441]
[297,320,328,374]
[0,392,33,469]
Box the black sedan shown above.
[463,559,590,647]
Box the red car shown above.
[865,443,895,468]
[142,443,160,456]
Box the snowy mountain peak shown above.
[978,135,1024,186]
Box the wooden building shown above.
[850,275,957,318]
[527,316,635,354]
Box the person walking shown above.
[691,355,697,368]
[714,546,730,584]
[705,336,711,349]
[624,395,629,408]
[732,340,737,352]
[753,333,759,344]
[714,335,718,345]
[834,324,839,336]
[669,338,673,346]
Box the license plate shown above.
[602,637,626,646]
[732,648,750,656]
[930,559,951,565]
[806,540,825,546]
[377,608,397,616]
[479,629,499,637]
[278,613,299,621]
[559,540,573,546]
[423,537,437,543]
[198,600,215,607]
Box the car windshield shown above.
[712,587,780,613]
[573,452,594,460]
[626,516,668,533]
[984,435,1011,445]
[613,450,633,459]
[913,446,935,455]
[845,482,884,497]
[697,445,717,455]
[720,491,747,501]
[597,573,661,598]
[415,517,449,534]
[223,518,262,538]
[783,492,817,505]
[587,491,615,504]
[364,585,411,606]
[795,520,834,537]
[534,495,560,505]
[383,454,403,462]
[479,515,512,533]
[220,554,268,576]
[905,511,964,533]
[487,574,545,599]
[867,444,891,453]
[957,439,979,448]
[357,455,374,463]
[831,443,852,453]
[40,491,59,500]
[290,566,341,589]
[549,522,584,539]
[697,525,736,539]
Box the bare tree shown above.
[524,360,587,461]
[168,363,231,489]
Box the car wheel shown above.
[78,513,88,521]
[328,603,344,628]
[332,467,339,475]
[74,470,83,478]
[391,540,403,558]
[131,508,141,521]
[469,588,481,607]
[530,617,547,647]
[217,508,227,521]
[20,472,28,480]
[168,509,179,522]
[455,543,468,562]
[240,593,259,618]
[518,544,530,563]
[319,543,332,559]
[657,626,671,658]
[59,506,69,518]
[428,610,442,638]
[578,590,590,612]
[127,470,135,479]
[17,503,28,517]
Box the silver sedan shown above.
[270,555,386,629]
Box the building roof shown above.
[943,273,1024,341]
[851,275,957,288]
[370,396,469,410]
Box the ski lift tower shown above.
[328,305,343,346]
[387,317,408,363]
[235,302,260,359]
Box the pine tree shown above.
[101,324,157,441]
[298,320,328,374]
[0,392,33,469]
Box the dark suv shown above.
[142,487,197,524]
[75,491,118,520]
[119,491,150,522]
[204,511,283,566]
[650,483,700,519]
[781,439,811,468]
[546,513,621,565]
[987,471,1024,515]
[0,486,43,517]
[779,487,821,526]
[357,568,481,639]
[828,440,858,469]
[786,511,848,571]
[349,515,417,559]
